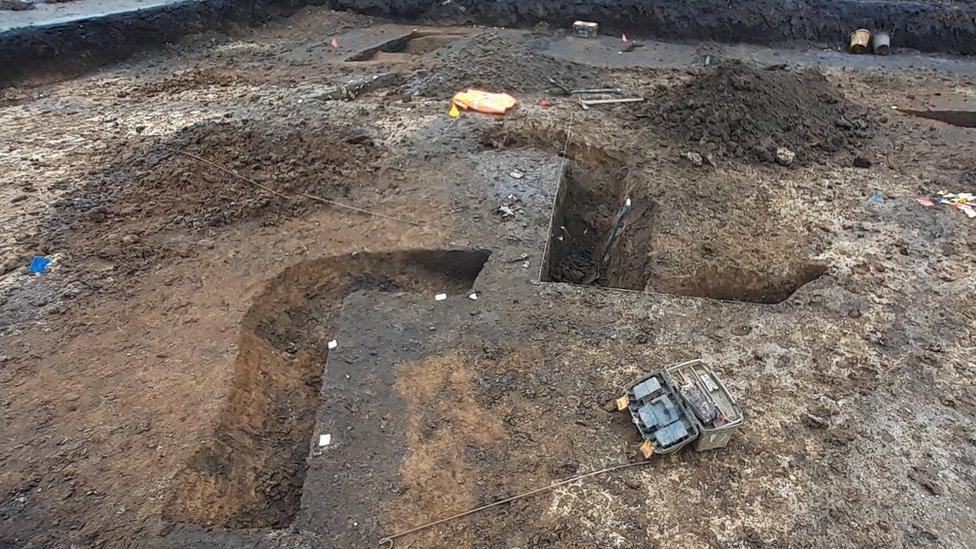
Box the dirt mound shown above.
[0,0,34,11]
[29,119,378,282]
[656,63,871,164]
[403,31,603,97]
[100,119,377,230]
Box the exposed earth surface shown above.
[1,6,975,548]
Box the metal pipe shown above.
[849,28,871,54]
[579,97,645,110]
[873,32,891,55]
[572,87,622,95]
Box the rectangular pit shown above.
[542,163,650,290]
[542,163,826,303]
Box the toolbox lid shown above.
[626,372,699,454]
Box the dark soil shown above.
[106,120,377,230]
[165,249,488,529]
[4,8,976,548]
[654,63,872,164]
[0,0,34,11]
[8,0,976,87]
[0,118,380,332]
[543,154,829,303]
[544,164,630,286]
[329,0,976,56]
[402,31,603,97]
[29,119,377,274]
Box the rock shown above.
[683,151,703,167]
[802,412,828,429]
[834,115,854,129]
[754,146,775,163]
[853,156,872,168]
[775,147,796,166]
[730,324,752,336]
[908,467,944,496]
[121,234,140,245]
[86,207,108,223]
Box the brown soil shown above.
[387,353,507,546]
[166,250,488,528]
[652,62,872,164]
[544,161,829,303]
[17,119,377,289]
[67,119,377,231]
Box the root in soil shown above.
[347,31,468,62]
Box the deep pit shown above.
[543,164,827,304]
[164,249,489,528]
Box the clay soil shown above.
[1,8,975,549]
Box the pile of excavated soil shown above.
[403,31,603,97]
[119,120,376,229]
[655,63,871,164]
[28,119,379,280]
[0,0,34,11]
[53,119,378,232]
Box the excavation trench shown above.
[346,31,468,62]
[904,109,976,128]
[543,163,827,304]
[165,249,489,528]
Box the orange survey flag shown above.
[451,89,518,115]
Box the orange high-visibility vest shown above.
[451,89,518,114]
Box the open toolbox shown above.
[617,358,743,457]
